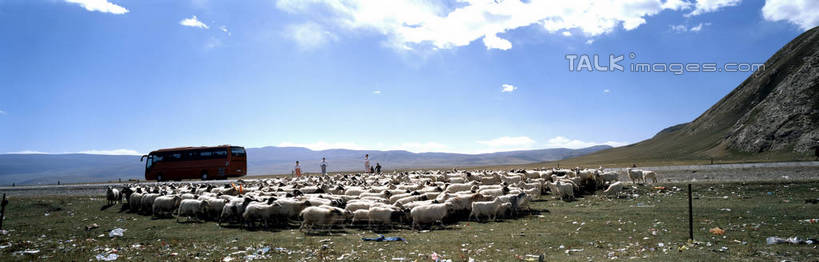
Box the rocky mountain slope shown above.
[559,26,819,165]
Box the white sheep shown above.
[140,193,161,215]
[627,168,644,184]
[410,203,455,230]
[242,200,282,228]
[299,206,350,232]
[444,181,479,193]
[106,187,121,205]
[555,181,575,201]
[152,195,182,218]
[642,171,657,184]
[351,209,370,225]
[177,199,206,222]
[368,206,406,229]
[603,181,624,197]
[469,198,503,222]
[478,186,510,197]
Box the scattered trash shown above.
[95,253,118,261]
[653,186,666,190]
[709,227,725,235]
[564,248,584,254]
[766,236,817,245]
[801,219,818,224]
[362,235,406,242]
[222,256,234,262]
[719,208,731,212]
[430,252,439,261]
[391,258,406,261]
[0,230,7,235]
[14,249,40,255]
[716,246,728,252]
[86,223,99,231]
[108,228,126,238]
[0,243,10,249]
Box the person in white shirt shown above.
[293,161,302,177]
[364,154,370,174]
[320,157,328,176]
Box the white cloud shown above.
[65,0,128,14]
[77,149,141,155]
[276,0,693,51]
[689,22,706,31]
[686,0,741,16]
[561,31,572,37]
[762,0,819,30]
[584,39,595,45]
[477,136,536,148]
[603,89,611,93]
[397,142,449,153]
[219,25,231,36]
[670,22,710,32]
[670,24,688,32]
[285,22,338,50]
[5,149,141,155]
[6,150,48,154]
[180,15,209,29]
[372,90,382,94]
[277,141,449,153]
[482,33,512,50]
[0,109,6,115]
[544,136,627,149]
[501,84,517,92]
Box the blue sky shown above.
[0,0,817,155]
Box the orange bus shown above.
[140,145,247,181]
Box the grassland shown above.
[1,181,818,261]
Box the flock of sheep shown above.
[104,167,659,232]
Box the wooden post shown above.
[0,194,7,230]
[688,184,694,241]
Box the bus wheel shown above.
[201,172,208,181]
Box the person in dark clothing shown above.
[370,166,375,174]
[375,163,382,174]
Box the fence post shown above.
[688,184,694,241]
[0,194,7,230]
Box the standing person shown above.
[320,157,328,176]
[364,154,370,174]
[294,161,302,177]
[375,163,382,174]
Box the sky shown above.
[0,0,817,155]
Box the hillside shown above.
[556,26,819,167]
[0,145,610,185]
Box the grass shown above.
[1,181,818,261]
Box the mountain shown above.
[558,26,819,166]
[0,145,611,185]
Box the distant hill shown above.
[0,145,611,185]
[557,26,819,167]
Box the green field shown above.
[1,181,818,261]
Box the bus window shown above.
[231,147,246,157]
[214,150,227,158]
[200,151,212,158]
[146,156,153,169]
[170,153,182,160]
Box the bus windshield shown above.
[231,147,246,157]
